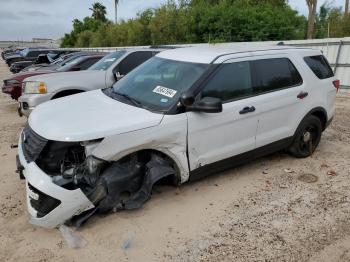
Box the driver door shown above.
[187,60,259,171]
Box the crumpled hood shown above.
[25,70,107,91]
[29,89,164,142]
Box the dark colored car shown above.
[9,51,75,74]
[2,54,104,100]
[22,51,99,72]
[5,48,61,66]
[1,47,25,60]
[10,61,34,74]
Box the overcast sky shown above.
[0,0,345,41]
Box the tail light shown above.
[333,80,340,92]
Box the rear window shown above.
[252,58,303,94]
[304,55,334,79]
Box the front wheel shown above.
[287,115,322,158]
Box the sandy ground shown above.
[0,55,349,262]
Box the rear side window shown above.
[201,61,252,102]
[252,58,302,94]
[117,51,153,76]
[304,55,334,79]
[78,57,101,70]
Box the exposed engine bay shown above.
[22,125,177,227]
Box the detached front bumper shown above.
[18,93,53,117]
[17,135,95,228]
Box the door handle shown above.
[239,106,256,115]
[297,91,309,99]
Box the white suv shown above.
[17,45,338,228]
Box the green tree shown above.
[89,2,108,22]
[61,0,308,47]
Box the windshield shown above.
[89,51,126,71]
[56,56,84,72]
[110,57,209,111]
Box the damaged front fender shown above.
[71,153,176,227]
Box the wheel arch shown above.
[51,89,85,99]
[306,107,328,131]
[108,148,185,186]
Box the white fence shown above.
[65,37,350,88]
[4,37,348,87]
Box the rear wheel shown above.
[288,115,322,158]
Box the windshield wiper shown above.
[115,92,142,108]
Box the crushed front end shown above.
[18,124,95,228]
[17,124,176,228]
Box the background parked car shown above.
[9,51,77,74]
[9,61,34,73]
[1,46,25,60]
[2,54,104,101]
[19,48,163,116]
[21,51,96,72]
[5,48,62,66]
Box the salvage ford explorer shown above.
[17,45,337,228]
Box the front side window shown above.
[201,61,252,102]
[89,51,126,71]
[252,58,302,94]
[108,57,209,111]
[304,55,334,79]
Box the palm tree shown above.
[306,0,318,39]
[115,0,120,23]
[89,2,107,22]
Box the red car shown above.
[2,54,103,100]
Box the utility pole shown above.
[115,0,119,23]
[345,0,349,16]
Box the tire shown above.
[287,115,322,158]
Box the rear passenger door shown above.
[251,55,305,149]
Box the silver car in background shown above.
[19,48,162,116]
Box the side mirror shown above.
[187,97,223,113]
[115,72,125,81]
[180,92,195,107]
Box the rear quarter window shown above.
[304,55,334,79]
[252,58,303,94]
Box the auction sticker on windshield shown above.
[153,86,177,98]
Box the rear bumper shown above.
[17,134,95,228]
